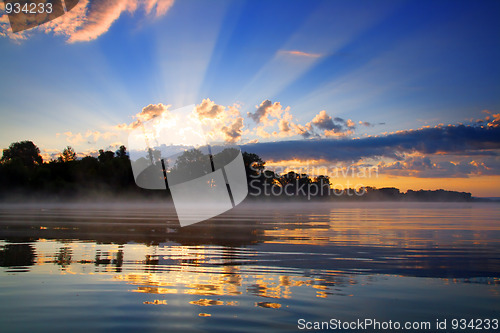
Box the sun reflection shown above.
[143,300,168,305]
[3,234,496,303]
[189,299,239,307]
[134,287,179,294]
[262,206,500,247]
[255,302,281,309]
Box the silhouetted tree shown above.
[147,148,161,164]
[58,146,76,162]
[242,152,264,177]
[1,141,42,167]
[167,149,212,185]
[213,147,240,166]
[116,145,129,160]
[313,175,331,197]
[174,149,210,169]
[98,149,115,163]
[0,243,36,267]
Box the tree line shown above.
[0,141,137,198]
[0,140,473,201]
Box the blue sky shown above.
[0,0,499,195]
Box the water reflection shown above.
[0,202,499,331]
[1,203,499,279]
[0,242,35,271]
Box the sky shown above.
[0,0,499,196]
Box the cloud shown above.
[487,113,500,128]
[60,0,134,43]
[118,103,171,129]
[60,131,85,145]
[117,99,375,144]
[250,101,318,139]
[279,118,291,133]
[378,155,500,178]
[221,117,244,143]
[40,148,63,162]
[196,99,245,143]
[137,103,170,122]
[144,0,175,17]
[310,111,355,137]
[294,123,313,138]
[311,111,339,131]
[242,123,500,167]
[359,121,374,127]
[1,0,175,43]
[247,100,285,125]
[116,99,245,143]
[279,50,322,58]
[474,111,500,128]
[196,98,225,119]
[0,9,27,41]
[247,100,372,140]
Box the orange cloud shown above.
[1,0,175,43]
[196,98,225,119]
[474,111,500,128]
[279,50,322,58]
[487,113,500,128]
[196,99,244,143]
[136,103,170,122]
[115,103,171,130]
[377,154,499,178]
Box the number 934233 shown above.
[5,2,53,15]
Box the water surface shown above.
[0,202,499,332]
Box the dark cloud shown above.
[310,111,355,137]
[313,111,342,131]
[242,124,500,163]
[379,156,500,178]
[248,100,274,123]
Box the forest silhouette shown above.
[0,140,473,202]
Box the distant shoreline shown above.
[1,142,498,203]
[0,190,499,204]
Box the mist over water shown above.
[0,201,499,332]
